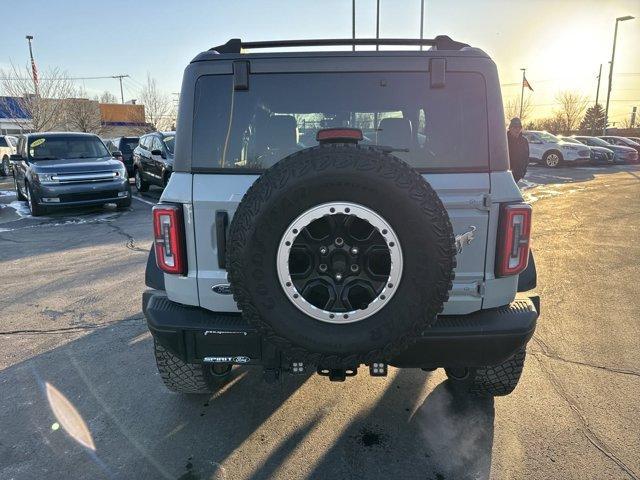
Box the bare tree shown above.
[98,90,118,104]
[0,62,74,132]
[555,91,589,133]
[139,74,172,131]
[64,87,103,133]
[526,112,566,134]
[504,96,533,124]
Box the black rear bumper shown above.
[143,290,539,370]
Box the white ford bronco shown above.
[143,36,539,397]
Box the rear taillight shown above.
[496,203,532,277]
[152,204,186,275]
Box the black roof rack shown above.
[210,36,469,54]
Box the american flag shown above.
[31,58,39,86]
[523,76,533,92]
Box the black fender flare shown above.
[517,250,537,292]
[145,245,165,290]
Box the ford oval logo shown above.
[212,283,233,295]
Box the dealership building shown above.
[0,96,150,136]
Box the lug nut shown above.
[350,264,359,272]
[319,264,328,272]
[320,246,328,255]
[351,247,359,255]
[335,273,343,281]
[335,237,344,247]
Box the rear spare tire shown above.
[227,145,457,368]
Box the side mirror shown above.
[112,150,123,159]
[150,149,162,156]
[9,154,24,162]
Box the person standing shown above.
[507,118,529,183]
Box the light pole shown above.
[375,0,380,51]
[25,35,38,97]
[603,15,634,134]
[352,0,355,51]
[419,0,425,51]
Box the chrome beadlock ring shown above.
[276,202,403,324]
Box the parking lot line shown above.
[132,195,156,206]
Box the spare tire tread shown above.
[227,145,457,368]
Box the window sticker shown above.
[30,138,46,148]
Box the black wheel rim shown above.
[289,213,391,312]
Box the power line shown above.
[0,75,124,81]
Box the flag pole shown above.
[519,68,526,118]
[26,35,39,97]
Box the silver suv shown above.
[143,36,539,398]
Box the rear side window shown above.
[0,137,7,147]
[192,71,489,172]
[139,136,151,150]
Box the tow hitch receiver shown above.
[317,366,358,382]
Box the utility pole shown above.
[419,0,425,51]
[519,68,526,118]
[112,74,129,104]
[25,35,38,97]
[375,0,380,51]
[352,0,356,51]
[631,106,637,129]
[595,63,602,106]
[604,15,634,134]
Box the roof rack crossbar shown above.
[211,36,468,54]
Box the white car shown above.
[0,135,18,177]
[522,130,591,168]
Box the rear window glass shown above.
[0,137,8,147]
[192,71,489,172]
[120,138,139,154]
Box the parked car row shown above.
[522,130,640,168]
[1,130,176,217]
[103,132,175,193]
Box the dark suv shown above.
[104,136,139,176]
[11,132,131,216]
[132,131,175,192]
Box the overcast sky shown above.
[1,0,638,123]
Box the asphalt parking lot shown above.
[1,165,639,480]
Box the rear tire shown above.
[543,151,563,168]
[445,347,526,397]
[154,341,227,394]
[134,168,149,193]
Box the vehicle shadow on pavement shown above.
[0,320,494,480]
[304,371,495,480]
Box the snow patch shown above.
[8,201,31,218]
